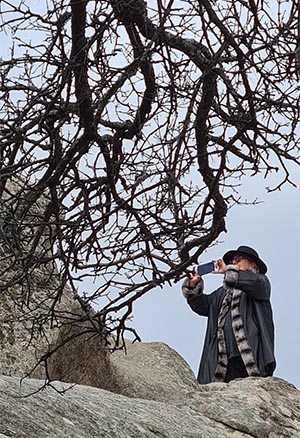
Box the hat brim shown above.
[223,250,267,274]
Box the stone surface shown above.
[48,317,117,393]
[0,178,111,384]
[0,285,78,379]
[0,178,81,379]
[49,336,199,403]
[109,341,200,403]
[49,337,199,404]
[0,375,299,437]
[190,377,300,437]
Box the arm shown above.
[224,265,271,300]
[182,277,216,316]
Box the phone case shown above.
[197,261,215,276]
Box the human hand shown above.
[188,266,202,287]
[213,259,227,274]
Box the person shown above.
[182,245,276,384]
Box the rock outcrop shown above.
[47,317,117,393]
[108,341,200,403]
[0,178,108,382]
[0,178,81,379]
[0,375,299,437]
[49,339,199,404]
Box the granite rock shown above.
[0,375,299,438]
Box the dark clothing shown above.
[225,357,248,382]
[224,311,240,358]
[185,270,276,384]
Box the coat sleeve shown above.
[182,278,219,316]
[224,265,271,300]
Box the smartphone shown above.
[197,261,215,276]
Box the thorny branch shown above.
[0,0,299,362]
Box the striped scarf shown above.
[213,276,260,382]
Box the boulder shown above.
[47,317,117,393]
[48,337,199,404]
[109,341,200,403]
[0,284,78,379]
[0,375,299,437]
[189,377,300,437]
[0,177,85,380]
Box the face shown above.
[231,254,258,272]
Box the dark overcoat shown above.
[185,270,276,384]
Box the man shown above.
[182,245,276,384]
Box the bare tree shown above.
[0,0,299,353]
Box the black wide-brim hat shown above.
[223,245,267,274]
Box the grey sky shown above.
[132,175,300,388]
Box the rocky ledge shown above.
[0,347,299,437]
